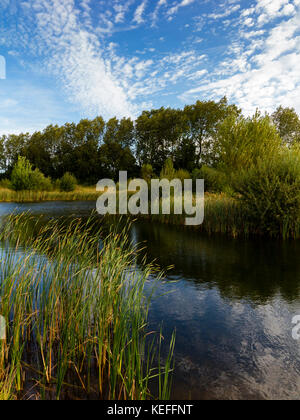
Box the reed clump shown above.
[0,186,99,203]
[0,214,175,400]
[136,192,299,239]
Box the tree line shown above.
[0,98,299,185]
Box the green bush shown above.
[11,156,52,192]
[234,149,300,238]
[194,166,228,193]
[160,158,176,181]
[141,164,155,184]
[30,169,53,192]
[175,169,191,182]
[0,179,12,189]
[60,173,77,192]
[52,179,61,191]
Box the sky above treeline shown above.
[0,0,300,134]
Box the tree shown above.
[60,173,77,192]
[141,164,155,184]
[10,156,52,191]
[184,97,241,165]
[136,107,187,173]
[174,137,197,172]
[160,158,176,180]
[99,142,137,180]
[4,133,29,173]
[0,136,5,173]
[272,106,300,146]
[104,117,134,149]
[212,111,281,175]
[23,131,53,178]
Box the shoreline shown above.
[0,187,99,203]
[1,191,299,240]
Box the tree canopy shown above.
[0,100,299,185]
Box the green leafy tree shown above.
[0,136,5,173]
[234,148,300,238]
[184,97,241,165]
[104,117,134,149]
[60,172,77,192]
[272,106,300,146]
[136,107,187,173]
[99,142,137,180]
[11,156,52,191]
[212,112,281,176]
[4,133,30,173]
[160,158,176,180]
[141,164,155,185]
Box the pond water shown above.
[1,201,300,400]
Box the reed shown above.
[0,214,175,400]
[0,186,99,203]
[137,193,300,239]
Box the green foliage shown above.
[175,169,191,182]
[99,142,137,180]
[0,178,12,189]
[136,107,187,173]
[213,112,281,175]
[184,97,241,165]
[104,117,134,148]
[60,172,77,192]
[0,136,5,172]
[0,215,175,400]
[234,148,300,238]
[160,158,176,180]
[141,164,155,184]
[196,166,228,193]
[11,156,52,192]
[272,106,300,146]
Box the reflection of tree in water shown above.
[131,221,300,304]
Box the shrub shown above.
[30,169,53,192]
[194,166,228,193]
[0,179,12,189]
[11,156,33,191]
[60,173,77,192]
[160,158,176,180]
[52,179,61,191]
[175,169,191,182]
[141,164,155,185]
[11,156,53,192]
[234,149,300,238]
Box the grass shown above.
[0,186,99,203]
[136,193,300,239]
[0,214,175,400]
[131,193,251,238]
[1,184,298,238]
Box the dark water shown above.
[1,201,300,400]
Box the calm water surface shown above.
[1,201,300,400]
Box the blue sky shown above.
[0,0,300,134]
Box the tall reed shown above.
[0,214,175,400]
[0,187,99,203]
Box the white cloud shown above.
[181,6,300,115]
[133,0,147,24]
[167,0,195,17]
[25,0,138,119]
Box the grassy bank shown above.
[0,186,99,203]
[1,186,298,239]
[0,214,175,400]
[134,193,300,239]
